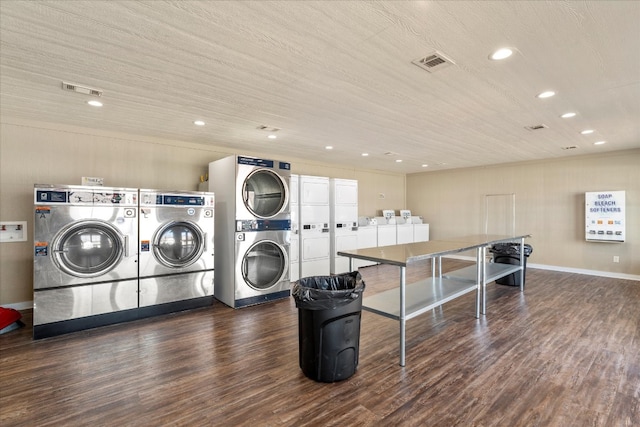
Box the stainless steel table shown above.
[338,234,530,366]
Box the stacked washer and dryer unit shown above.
[33,185,215,339]
[209,155,291,308]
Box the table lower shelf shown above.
[362,277,478,321]
[443,263,522,284]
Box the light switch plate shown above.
[0,221,27,242]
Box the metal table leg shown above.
[476,247,481,318]
[519,237,525,291]
[399,265,406,367]
[482,245,488,315]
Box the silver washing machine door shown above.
[241,239,288,290]
[242,169,288,219]
[52,220,125,278]
[153,221,205,269]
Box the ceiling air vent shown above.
[525,124,548,131]
[62,81,103,97]
[257,125,280,132]
[411,51,456,73]
[561,146,578,150]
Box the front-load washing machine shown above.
[209,155,291,308]
[232,220,290,307]
[138,190,215,313]
[33,184,139,339]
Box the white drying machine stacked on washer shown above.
[138,190,215,312]
[209,155,291,308]
[33,185,139,339]
[330,179,358,274]
[290,174,300,282]
[299,175,330,277]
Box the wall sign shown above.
[585,191,625,242]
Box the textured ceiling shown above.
[1,1,639,173]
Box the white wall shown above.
[407,149,640,276]
[0,118,405,305]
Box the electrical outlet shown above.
[613,256,620,263]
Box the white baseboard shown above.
[444,255,640,281]
[1,301,33,310]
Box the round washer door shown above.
[153,221,205,268]
[242,169,288,218]
[241,240,288,290]
[52,220,124,278]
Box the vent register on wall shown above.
[32,185,215,339]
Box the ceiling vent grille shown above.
[62,81,103,97]
[525,124,548,131]
[411,51,456,73]
[257,125,280,132]
[561,146,578,150]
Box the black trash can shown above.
[490,243,533,286]
[292,271,365,382]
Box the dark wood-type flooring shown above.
[1,259,639,426]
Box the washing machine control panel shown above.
[35,189,137,205]
[237,219,291,232]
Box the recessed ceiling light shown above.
[580,129,594,135]
[489,48,513,60]
[267,134,277,139]
[536,91,556,99]
[560,112,576,118]
[194,120,205,126]
[87,100,102,107]
[422,164,428,168]
[325,146,333,150]
[395,159,402,163]
[361,153,369,157]
[594,141,606,145]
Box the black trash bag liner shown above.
[292,271,365,310]
[489,243,533,257]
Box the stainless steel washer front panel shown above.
[33,279,139,326]
[33,185,138,290]
[138,190,215,278]
[234,156,291,221]
[139,270,214,307]
[213,229,290,307]
[234,230,290,300]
